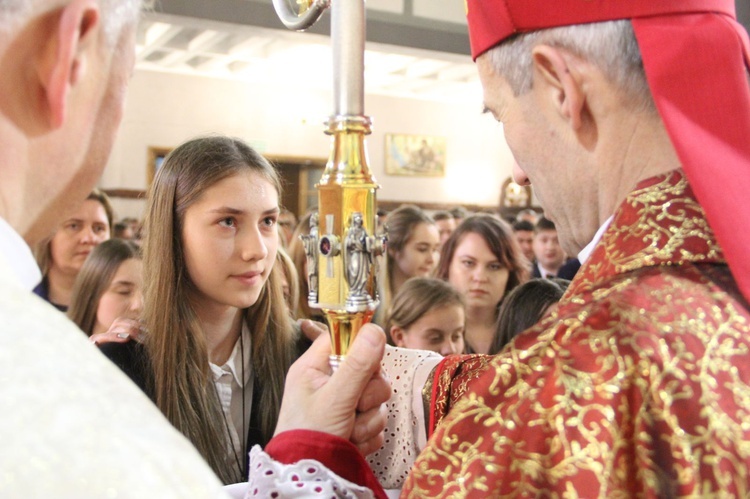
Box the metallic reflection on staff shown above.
[300,212,319,305]
[273,0,383,369]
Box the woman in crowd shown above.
[100,136,309,484]
[385,277,465,356]
[374,204,440,325]
[431,210,456,251]
[33,189,113,311]
[436,214,527,354]
[68,239,143,342]
[491,277,569,353]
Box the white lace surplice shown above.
[239,345,442,498]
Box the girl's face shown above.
[181,171,279,312]
[94,257,143,334]
[448,232,509,310]
[50,199,110,275]
[391,304,465,356]
[393,222,440,279]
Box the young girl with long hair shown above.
[492,277,569,353]
[374,204,440,325]
[385,277,465,356]
[100,136,307,484]
[68,238,142,338]
[436,214,528,354]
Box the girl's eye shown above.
[219,217,236,228]
[462,260,474,267]
[112,286,133,296]
[489,263,503,271]
[262,216,277,228]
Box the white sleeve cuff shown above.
[243,445,375,499]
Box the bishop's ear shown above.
[37,0,101,129]
[530,45,587,131]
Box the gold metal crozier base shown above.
[324,308,375,371]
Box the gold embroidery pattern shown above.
[431,355,493,434]
[566,171,724,303]
[405,172,750,497]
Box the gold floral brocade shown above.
[404,171,750,497]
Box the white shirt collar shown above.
[209,322,252,388]
[0,216,42,290]
[578,216,614,265]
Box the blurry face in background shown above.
[182,171,279,313]
[278,265,294,315]
[392,222,441,279]
[435,218,457,248]
[391,304,465,356]
[94,257,143,335]
[533,229,565,272]
[50,199,110,276]
[278,211,297,247]
[514,229,534,262]
[448,232,509,310]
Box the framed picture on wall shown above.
[385,133,446,177]
[147,146,173,187]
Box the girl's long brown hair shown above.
[376,204,435,323]
[143,136,296,483]
[67,238,140,335]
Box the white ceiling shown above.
[135,12,483,105]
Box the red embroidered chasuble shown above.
[405,171,750,497]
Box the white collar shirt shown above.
[209,323,253,483]
[578,216,614,265]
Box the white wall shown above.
[102,69,515,220]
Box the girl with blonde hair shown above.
[373,204,440,325]
[385,277,465,356]
[100,136,308,484]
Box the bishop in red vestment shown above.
[408,170,750,496]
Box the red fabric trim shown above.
[428,357,449,438]
[266,430,387,499]
[466,0,735,59]
[633,13,750,303]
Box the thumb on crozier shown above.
[325,324,386,408]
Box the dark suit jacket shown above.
[99,332,311,480]
[531,258,581,280]
[557,258,582,280]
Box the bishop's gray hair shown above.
[0,0,143,46]
[485,20,655,113]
